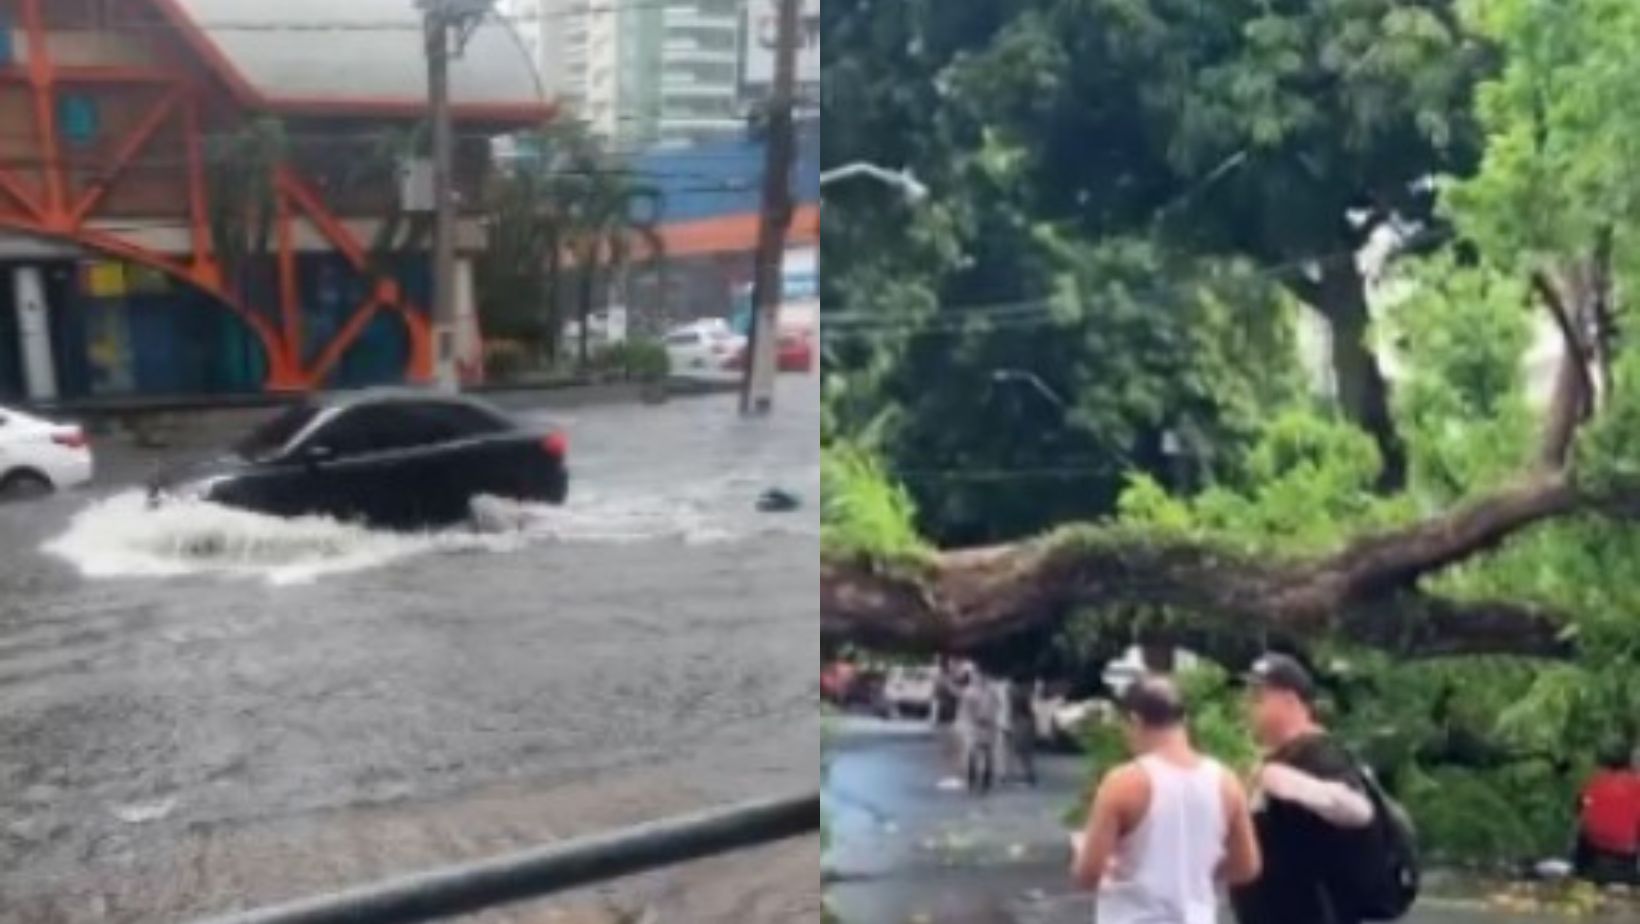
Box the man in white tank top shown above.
[1071,676,1261,924]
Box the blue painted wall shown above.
[632,122,820,225]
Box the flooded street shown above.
[0,381,819,923]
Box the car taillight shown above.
[52,430,88,450]
[542,431,568,458]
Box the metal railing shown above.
[195,791,819,924]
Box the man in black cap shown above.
[1232,654,1376,924]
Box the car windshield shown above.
[233,405,321,460]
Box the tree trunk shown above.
[544,237,563,363]
[1317,261,1406,491]
[577,249,597,370]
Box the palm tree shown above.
[564,167,666,368]
[478,121,667,369]
[205,116,288,297]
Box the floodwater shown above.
[0,381,820,923]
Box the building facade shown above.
[0,0,545,402]
[518,0,742,146]
[621,121,819,330]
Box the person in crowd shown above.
[1071,675,1261,924]
[1572,747,1640,885]
[1006,675,1038,786]
[932,657,966,788]
[1231,654,1376,924]
[958,668,1001,795]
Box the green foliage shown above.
[820,444,931,563]
[205,117,288,287]
[1175,664,1260,773]
[1446,0,1640,264]
[1119,411,1414,554]
[1381,256,1536,500]
[830,236,1305,545]
[1402,761,1573,865]
[477,121,666,364]
[591,339,670,382]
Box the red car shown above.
[778,328,815,372]
[729,327,815,374]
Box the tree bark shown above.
[822,471,1594,659]
[1314,260,1407,491]
[1534,270,1593,468]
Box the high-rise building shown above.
[513,0,744,146]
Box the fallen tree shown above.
[822,472,1582,658]
[822,264,1620,661]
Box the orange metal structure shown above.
[0,0,543,391]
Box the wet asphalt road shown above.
[0,380,819,923]
[825,717,1573,924]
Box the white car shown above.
[663,322,745,382]
[0,406,94,500]
[1034,695,1112,750]
[883,665,937,719]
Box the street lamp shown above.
[990,369,1066,411]
[819,162,929,204]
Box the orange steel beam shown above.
[0,167,44,221]
[68,89,180,227]
[301,294,385,389]
[182,92,217,282]
[50,67,179,85]
[19,0,66,226]
[0,66,179,85]
[275,188,304,367]
[276,169,369,267]
[278,168,434,384]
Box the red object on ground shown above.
[1580,769,1640,854]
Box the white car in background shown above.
[663,321,745,383]
[0,405,93,501]
[883,665,937,719]
[1034,693,1112,751]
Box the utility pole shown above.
[740,0,800,416]
[425,9,458,391]
[420,0,492,391]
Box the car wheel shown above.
[0,470,54,503]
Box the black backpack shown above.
[1328,758,1421,921]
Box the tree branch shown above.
[1533,269,1594,468]
[822,471,1589,659]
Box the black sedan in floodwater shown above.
[148,391,569,529]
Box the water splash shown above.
[44,476,815,585]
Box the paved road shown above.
[825,717,1567,924]
[0,381,820,923]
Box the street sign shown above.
[742,0,820,89]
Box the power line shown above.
[819,247,1385,339]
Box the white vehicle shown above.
[663,321,745,383]
[0,405,93,501]
[883,665,937,719]
[1033,693,1112,750]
